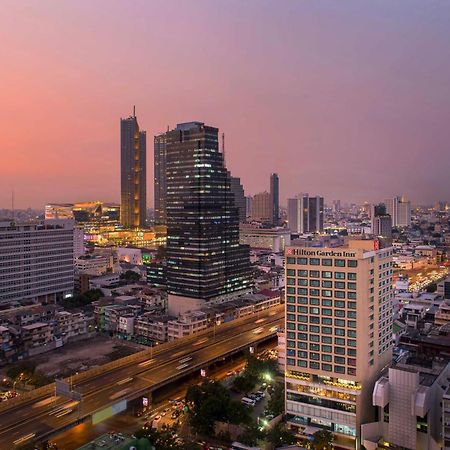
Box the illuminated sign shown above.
[286,248,356,258]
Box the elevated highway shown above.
[0,305,283,449]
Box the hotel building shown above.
[284,239,393,449]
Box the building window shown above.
[348,301,357,309]
[322,299,332,306]
[310,316,320,324]
[297,324,307,331]
[322,327,332,334]
[335,345,345,353]
[287,269,296,276]
[335,365,345,373]
[322,345,332,352]
[310,325,320,333]
[322,336,332,344]
[348,260,358,268]
[297,305,308,313]
[310,258,320,265]
[310,334,320,342]
[309,362,320,369]
[322,259,332,266]
[322,280,332,288]
[297,360,307,368]
[348,272,357,280]
[347,282,357,290]
[334,319,345,327]
[334,356,345,364]
[287,287,295,294]
[310,343,320,351]
[297,315,308,323]
[335,290,346,299]
[335,272,345,279]
[298,341,308,349]
[322,308,332,316]
[297,350,307,358]
[322,271,332,278]
[287,257,296,264]
[335,309,345,317]
[310,280,320,287]
[334,300,345,308]
[335,328,345,336]
[310,298,320,305]
[287,358,295,365]
[322,318,332,325]
[297,257,307,264]
[298,297,308,304]
[310,270,320,278]
[322,354,332,362]
[348,339,357,347]
[287,295,296,303]
[299,279,308,286]
[347,348,357,356]
[322,290,332,297]
[347,292,357,299]
[334,281,345,289]
[298,269,308,276]
[310,289,320,296]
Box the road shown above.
[0,306,283,449]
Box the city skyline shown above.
[2,0,450,208]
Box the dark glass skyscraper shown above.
[166,122,253,301]
[154,131,167,224]
[270,173,279,226]
[120,111,146,228]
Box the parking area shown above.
[76,432,134,449]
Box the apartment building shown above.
[167,310,208,341]
[284,239,393,449]
[134,313,173,343]
[21,322,53,350]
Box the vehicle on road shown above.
[241,397,256,407]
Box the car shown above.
[154,415,161,421]
[256,390,265,398]
[266,414,274,420]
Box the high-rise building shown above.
[270,173,280,226]
[384,196,411,228]
[245,196,253,219]
[284,239,393,448]
[371,203,392,239]
[252,191,271,222]
[229,175,246,223]
[165,122,253,315]
[0,220,75,305]
[154,131,167,224]
[287,194,324,234]
[120,110,146,228]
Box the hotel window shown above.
[287,287,295,294]
[348,272,357,280]
[298,270,308,276]
[322,327,332,334]
[347,282,357,290]
[310,298,320,305]
[310,316,320,324]
[335,328,345,336]
[287,296,296,303]
[348,358,357,366]
[348,339,357,347]
[335,272,345,279]
[310,307,320,314]
[287,304,295,312]
[310,334,320,342]
[335,259,345,267]
[322,345,332,352]
[297,257,307,264]
[298,341,307,349]
[322,290,332,297]
[298,324,307,331]
[334,356,345,364]
[287,340,296,348]
[310,289,320,296]
[334,281,345,289]
[310,280,320,287]
[348,320,357,328]
[287,269,296,276]
[348,301,357,309]
[287,314,296,321]
[347,311,356,318]
[322,280,332,288]
[322,318,332,325]
[298,360,307,368]
[287,257,296,264]
[310,362,320,369]
[310,270,320,277]
[298,288,308,295]
[310,258,320,265]
[298,351,307,358]
[348,260,358,268]
[297,306,308,313]
[335,346,345,355]
[297,315,308,323]
[335,338,345,345]
[322,354,332,362]
[322,271,332,278]
[322,299,332,306]
[287,358,295,365]
[347,330,356,338]
[334,300,345,308]
[335,365,346,374]
[322,259,332,266]
[298,333,308,341]
[347,368,356,376]
[335,310,345,317]
[322,308,332,316]
[287,349,295,356]
[335,291,346,299]
[335,319,345,327]
[287,332,295,339]
[347,292,357,299]
[322,363,332,371]
[347,348,357,356]
[310,326,320,333]
[322,336,332,344]
[310,343,320,351]
[297,297,308,304]
[299,279,308,286]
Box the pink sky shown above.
[1,0,450,208]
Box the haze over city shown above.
[1,0,450,208]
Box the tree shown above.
[266,382,284,416]
[232,374,257,394]
[237,422,265,447]
[311,429,333,450]
[120,270,141,282]
[266,423,296,446]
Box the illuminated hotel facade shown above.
[120,111,146,228]
[284,240,393,449]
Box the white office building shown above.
[0,220,74,305]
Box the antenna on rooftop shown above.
[11,189,15,222]
[133,105,136,117]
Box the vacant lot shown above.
[1,335,143,379]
